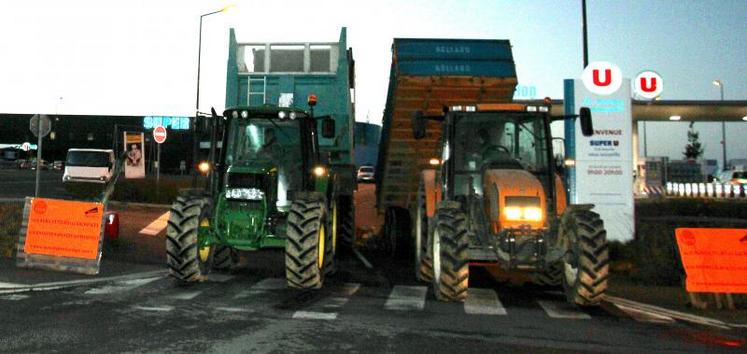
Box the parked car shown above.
[716,169,747,185]
[51,160,64,170]
[29,158,48,170]
[63,149,115,183]
[357,165,375,183]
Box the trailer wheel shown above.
[431,207,469,302]
[530,261,563,287]
[166,195,212,282]
[286,197,328,289]
[336,195,356,255]
[415,182,432,282]
[212,246,238,270]
[561,210,609,306]
[384,206,411,259]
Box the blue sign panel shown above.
[143,116,190,130]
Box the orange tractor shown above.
[411,103,608,306]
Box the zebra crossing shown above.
[0,275,673,324]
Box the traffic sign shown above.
[153,126,167,144]
[21,142,30,152]
[29,114,51,138]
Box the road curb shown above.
[0,269,167,294]
[108,201,171,209]
[603,294,739,330]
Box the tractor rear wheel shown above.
[431,206,469,302]
[415,182,432,282]
[336,195,356,255]
[322,200,338,276]
[166,195,212,282]
[561,209,609,306]
[285,197,328,289]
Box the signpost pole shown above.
[35,121,42,197]
[157,143,161,202]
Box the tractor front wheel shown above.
[431,206,469,302]
[561,209,609,306]
[166,195,212,282]
[285,197,328,289]
[212,246,238,270]
[415,182,433,282]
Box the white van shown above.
[63,149,116,183]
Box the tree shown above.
[683,122,704,160]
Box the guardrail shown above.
[665,182,747,198]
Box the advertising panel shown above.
[24,198,104,260]
[565,65,634,241]
[123,131,145,179]
[675,228,747,293]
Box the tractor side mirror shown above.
[579,107,593,137]
[321,118,335,139]
[211,107,219,118]
[412,110,426,140]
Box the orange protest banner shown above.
[24,198,104,260]
[675,228,747,293]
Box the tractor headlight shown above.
[278,111,287,119]
[313,166,328,177]
[523,207,543,221]
[503,197,543,222]
[504,206,523,220]
[289,111,297,120]
[225,187,264,201]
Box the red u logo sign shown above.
[593,69,612,86]
[640,77,657,93]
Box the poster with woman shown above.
[123,131,145,179]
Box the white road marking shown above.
[138,212,170,236]
[84,277,161,295]
[385,285,427,311]
[0,270,167,294]
[464,288,507,315]
[537,300,591,319]
[0,294,29,301]
[0,282,26,289]
[614,303,675,324]
[292,311,337,320]
[133,305,174,312]
[216,307,254,313]
[168,290,203,300]
[603,295,730,329]
[233,278,286,299]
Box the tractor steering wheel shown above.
[481,145,511,160]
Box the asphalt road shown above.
[1,252,744,353]
[0,169,70,199]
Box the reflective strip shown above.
[537,300,591,319]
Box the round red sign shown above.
[153,126,167,144]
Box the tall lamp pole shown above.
[581,0,589,68]
[712,80,726,169]
[193,5,232,186]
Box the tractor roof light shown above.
[429,158,440,166]
[289,111,297,120]
[465,106,477,112]
[538,106,549,112]
[451,105,463,112]
[564,159,576,167]
[308,94,318,107]
[526,106,538,112]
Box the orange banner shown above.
[24,198,104,260]
[675,228,747,293]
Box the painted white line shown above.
[0,270,167,294]
[216,307,254,313]
[0,294,30,301]
[0,282,26,289]
[614,303,675,324]
[464,288,507,316]
[292,311,337,320]
[384,285,427,311]
[138,211,170,236]
[537,300,591,319]
[207,274,235,283]
[85,277,160,295]
[603,295,730,329]
[340,283,361,296]
[168,290,203,300]
[233,278,286,299]
[133,305,174,312]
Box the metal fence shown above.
[665,182,747,198]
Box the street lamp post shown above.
[713,80,726,170]
[193,5,232,186]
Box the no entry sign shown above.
[153,126,167,144]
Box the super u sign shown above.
[632,70,663,100]
[581,61,623,96]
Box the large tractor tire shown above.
[285,196,329,289]
[560,209,609,306]
[384,206,411,259]
[322,200,338,276]
[212,245,238,270]
[415,182,433,282]
[431,206,469,302]
[166,195,213,282]
[336,195,356,255]
[530,262,563,287]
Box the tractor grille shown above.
[228,173,270,189]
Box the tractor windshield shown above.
[226,117,303,209]
[452,112,550,194]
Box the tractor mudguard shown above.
[421,170,442,218]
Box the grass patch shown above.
[0,202,23,258]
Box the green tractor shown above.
[166,98,345,289]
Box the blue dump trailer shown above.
[225,28,357,199]
[376,38,518,214]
